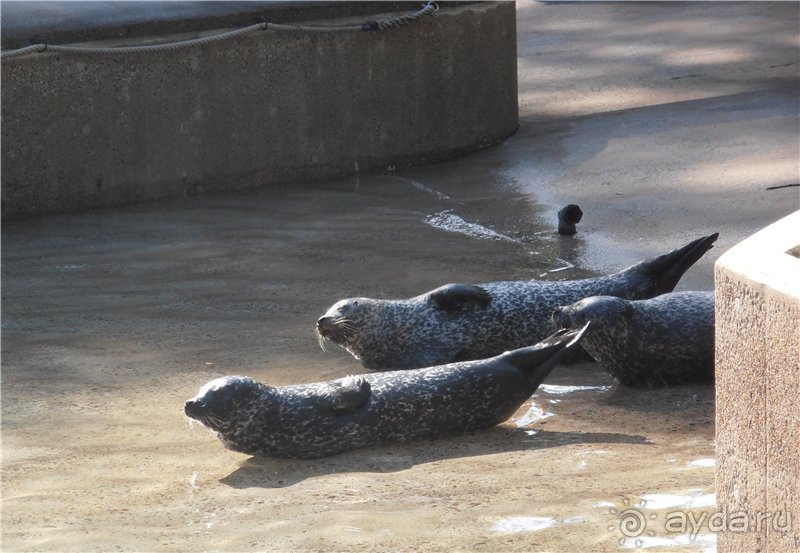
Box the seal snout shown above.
[184,398,205,418]
[316,316,332,333]
[315,314,356,347]
[316,316,338,341]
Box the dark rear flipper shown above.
[503,323,590,389]
[629,233,718,296]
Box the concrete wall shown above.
[715,210,800,552]
[1,2,518,218]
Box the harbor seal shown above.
[316,233,717,370]
[551,291,714,387]
[184,325,588,459]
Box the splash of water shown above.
[424,210,518,243]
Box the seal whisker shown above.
[331,319,357,338]
[193,412,225,432]
[327,325,354,344]
[317,331,330,352]
[335,319,357,330]
[205,412,225,426]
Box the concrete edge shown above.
[715,210,800,298]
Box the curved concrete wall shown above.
[1,2,517,218]
[715,210,800,552]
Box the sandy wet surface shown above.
[2,1,798,552]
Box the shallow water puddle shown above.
[408,179,453,201]
[514,383,613,427]
[538,384,613,395]
[490,516,557,533]
[619,533,716,552]
[594,490,716,512]
[687,458,715,468]
[514,401,554,426]
[639,492,716,510]
[490,514,590,534]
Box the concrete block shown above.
[715,210,800,552]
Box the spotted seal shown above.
[316,233,718,370]
[552,291,714,387]
[184,325,587,459]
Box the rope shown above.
[1,2,438,60]
[367,0,439,31]
[1,43,48,60]
[268,1,439,33]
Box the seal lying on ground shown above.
[552,291,714,387]
[317,233,718,370]
[184,325,588,459]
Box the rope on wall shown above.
[1,2,439,60]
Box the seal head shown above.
[316,285,494,369]
[184,376,266,446]
[315,297,382,353]
[552,296,632,331]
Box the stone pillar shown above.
[715,210,800,552]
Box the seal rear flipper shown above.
[428,283,492,314]
[504,323,590,389]
[327,375,372,412]
[632,233,718,296]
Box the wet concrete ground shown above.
[2,2,798,552]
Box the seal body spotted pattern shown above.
[317,234,717,370]
[184,326,587,459]
[552,291,714,387]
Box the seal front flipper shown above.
[428,283,492,314]
[327,375,372,412]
